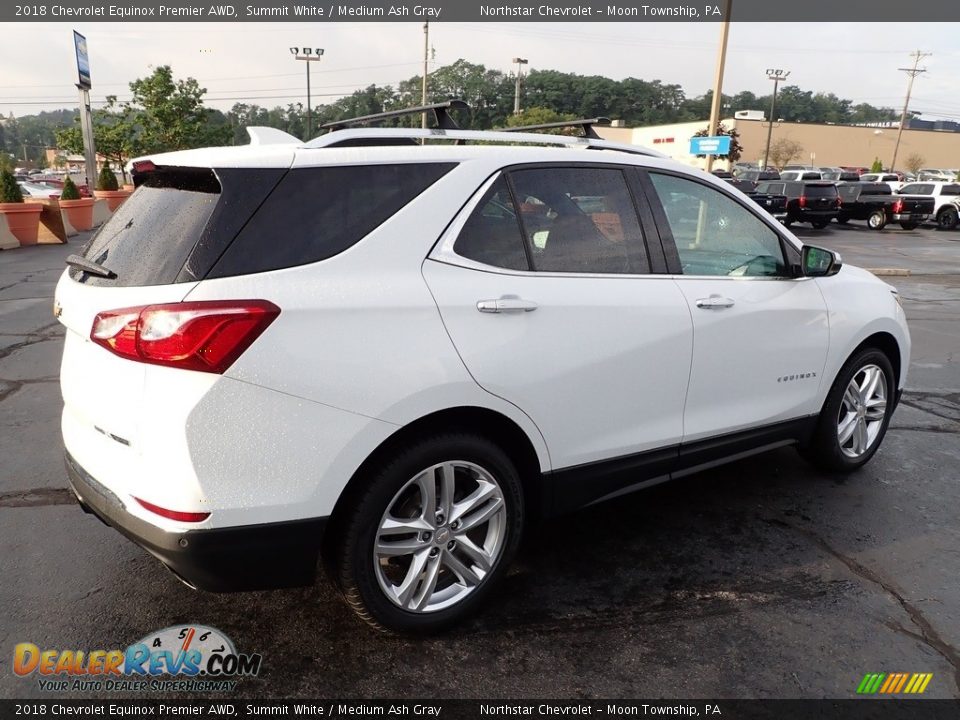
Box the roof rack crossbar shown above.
[499,117,612,139]
[320,99,470,132]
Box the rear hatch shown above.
[801,183,839,211]
[56,164,287,486]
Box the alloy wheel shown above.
[374,461,507,613]
[836,364,887,458]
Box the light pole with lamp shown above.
[290,46,324,139]
[512,57,528,115]
[762,68,789,170]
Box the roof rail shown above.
[321,99,469,132]
[301,127,665,159]
[499,117,612,139]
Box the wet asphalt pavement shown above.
[1,224,958,701]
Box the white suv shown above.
[57,103,910,633]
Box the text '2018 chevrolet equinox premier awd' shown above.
[57,103,910,633]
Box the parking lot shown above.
[1,223,958,700]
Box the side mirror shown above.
[802,245,842,277]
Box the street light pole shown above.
[290,46,324,139]
[512,57,528,115]
[762,68,789,170]
[704,0,732,173]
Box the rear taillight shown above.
[799,195,807,208]
[836,197,842,208]
[134,497,210,523]
[892,199,904,213]
[91,300,280,374]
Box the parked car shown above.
[31,176,92,197]
[17,181,61,198]
[895,182,960,230]
[756,180,841,228]
[858,173,903,192]
[835,182,934,230]
[55,108,910,633]
[821,171,861,182]
[917,168,954,182]
[780,171,823,181]
[737,169,780,183]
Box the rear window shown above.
[70,168,220,287]
[209,163,455,278]
[69,167,287,287]
[802,184,838,198]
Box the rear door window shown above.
[210,163,455,278]
[508,166,648,274]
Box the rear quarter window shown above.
[209,163,455,278]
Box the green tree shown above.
[55,97,139,182]
[60,176,81,200]
[0,169,24,202]
[124,65,212,153]
[97,163,119,191]
[870,157,884,172]
[505,107,577,132]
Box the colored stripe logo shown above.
[857,673,933,694]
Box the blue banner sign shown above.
[689,136,731,155]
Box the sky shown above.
[1,21,958,123]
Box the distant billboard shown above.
[74,31,91,89]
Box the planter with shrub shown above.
[0,169,43,246]
[94,164,131,211]
[58,176,96,231]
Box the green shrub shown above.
[60,176,81,201]
[96,164,119,191]
[0,169,24,203]
[870,157,883,173]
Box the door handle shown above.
[695,295,735,310]
[477,297,538,314]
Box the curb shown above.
[867,268,912,277]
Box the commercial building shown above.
[597,116,960,171]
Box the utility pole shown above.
[512,57,528,115]
[890,50,930,172]
[762,68,790,170]
[704,0,732,173]
[421,21,430,130]
[291,46,324,140]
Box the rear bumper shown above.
[65,452,327,592]
[892,213,928,221]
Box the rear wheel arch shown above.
[323,406,545,559]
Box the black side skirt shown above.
[539,416,817,517]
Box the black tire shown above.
[329,433,524,634]
[802,348,896,473]
[783,219,793,228]
[936,206,959,231]
[899,221,919,230]
[867,209,887,231]
[811,220,829,229]
[835,216,849,225]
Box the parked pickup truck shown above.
[895,182,960,230]
[836,182,934,230]
[725,178,788,221]
[755,180,839,228]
